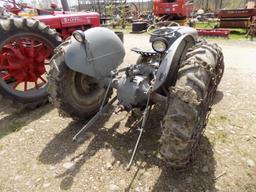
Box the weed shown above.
[9,121,26,132]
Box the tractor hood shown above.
[62,27,125,79]
[33,12,100,29]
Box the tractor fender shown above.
[63,27,125,80]
[153,34,196,91]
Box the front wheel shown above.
[48,51,111,120]
[160,42,224,168]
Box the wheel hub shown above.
[71,72,105,106]
[0,37,53,91]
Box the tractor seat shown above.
[131,48,158,57]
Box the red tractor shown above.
[0,0,100,109]
[153,0,193,20]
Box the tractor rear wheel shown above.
[48,50,111,120]
[0,17,62,109]
[160,42,224,168]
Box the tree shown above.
[219,0,223,9]
[204,0,209,11]
[61,0,70,11]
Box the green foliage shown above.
[0,120,26,139]
[194,0,248,10]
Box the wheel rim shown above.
[0,35,54,95]
[71,72,105,107]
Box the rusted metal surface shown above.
[197,29,230,38]
[218,8,256,18]
[220,18,251,28]
[218,8,256,29]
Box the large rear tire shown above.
[0,17,62,109]
[160,42,224,168]
[48,49,112,120]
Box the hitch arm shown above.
[126,88,152,170]
[72,96,117,141]
[72,78,115,141]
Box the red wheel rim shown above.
[0,35,54,92]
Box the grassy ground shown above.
[195,21,250,40]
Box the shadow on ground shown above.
[212,90,224,105]
[38,106,116,166]
[0,104,53,140]
[38,120,87,165]
[39,105,216,191]
[150,137,216,192]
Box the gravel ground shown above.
[0,34,256,192]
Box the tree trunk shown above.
[215,0,219,10]
[219,0,223,9]
[61,0,70,11]
[204,0,209,11]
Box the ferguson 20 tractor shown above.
[0,0,100,109]
[48,24,224,168]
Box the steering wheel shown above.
[167,21,180,27]
[147,21,180,36]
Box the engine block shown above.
[115,63,157,110]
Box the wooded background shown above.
[28,0,255,11]
[193,0,255,10]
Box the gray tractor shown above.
[48,24,224,169]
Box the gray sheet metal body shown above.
[150,26,198,45]
[64,27,125,80]
[153,33,197,91]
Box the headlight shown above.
[73,30,86,43]
[152,37,168,53]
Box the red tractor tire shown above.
[0,17,62,109]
